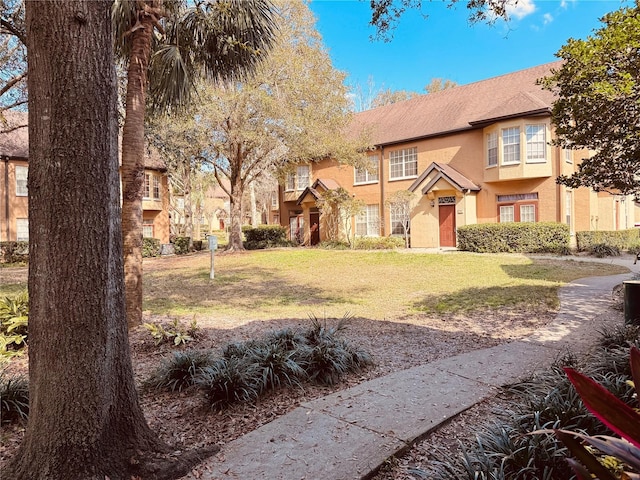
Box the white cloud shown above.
[543,12,554,24]
[560,0,577,9]
[506,0,537,19]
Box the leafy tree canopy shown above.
[542,2,640,195]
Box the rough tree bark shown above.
[6,2,163,478]
[121,1,159,329]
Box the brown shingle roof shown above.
[350,62,561,146]
[408,162,481,194]
[0,111,166,170]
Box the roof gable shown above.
[409,162,481,194]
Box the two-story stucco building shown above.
[278,62,639,248]
[0,111,170,243]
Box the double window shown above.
[354,156,379,184]
[285,165,310,192]
[390,209,408,235]
[144,172,161,200]
[389,147,418,180]
[356,204,380,237]
[487,124,548,167]
[15,165,27,197]
[497,193,538,223]
[142,221,154,239]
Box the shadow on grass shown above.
[412,284,559,314]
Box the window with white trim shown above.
[564,148,573,164]
[144,172,161,200]
[525,124,546,162]
[389,147,418,180]
[15,165,27,197]
[153,175,161,199]
[356,204,380,237]
[487,132,498,167]
[499,205,514,223]
[390,209,407,235]
[520,204,536,222]
[502,127,520,164]
[285,165,310,192]
[16,218,28,241]
[354,156,379,184]
[565,190,572,230]
[142,221,154,238]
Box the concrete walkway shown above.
[183,256,638,480]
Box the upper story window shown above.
[15,165,27,197]
[389,147,418,180]
[354,156,379,185]
[502,127,520,164]
[526,124,546,162]
[285,165,310,192]
[487,132,498,167]
[144,172,161,200]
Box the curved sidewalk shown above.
[183,256,638,480]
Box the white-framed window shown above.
[390,209,407,235]
[487,132,498,167]
[285,165,310,192]
[389,147,418,180]
[271,194,278,208]
[499,205,515,223]
[565,190,573,230]
[144,173,160,200]
[354,156,379,184]
[15,165,27,197]
[502,127,520,164]
[142,221,154,238]
[564,148,573,164]
[525,124,546,162]
[16,218,28,241]
[520,204,536,222]
[356,204,380,237]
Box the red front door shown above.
[439,204,456,247]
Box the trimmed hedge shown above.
[457,222,570,254]
[0,242,28,264]
[244,225,290,250]
[353,236,404,250]
[142,238,161,258]
[173,236,191,255]
[576,229,639,252]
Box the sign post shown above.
[208,235,218,279]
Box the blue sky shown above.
[309,0,632,95]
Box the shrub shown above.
[353,236,404,250]
[197,357,263,409]
[319,240,350,250]
[589,243,620,258]
[457,222,570,254]
[173,236,191,255]
[0,290,28,358]
[576,229,640,252]
[243,225,290,250]
[0,372,28,424]
[143,318,199,346]
[145,350,213,392]
[142,237,161,258]
[0,241,28,264]
[192,240,203,251]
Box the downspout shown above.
[3,156,8,241]
[379,146,385,236]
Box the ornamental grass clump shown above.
[144,350,213,392]
[0,372,28,424]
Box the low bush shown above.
[576,229,639,252]
[0,372,28,424]
[173,236,191,255]
[142,237,161,258]
[143,318,199,346]
[197,357,263,409]
[353,236,404,250]
[589,242,620,258]
[0,241,28,264]
[318,240,350,250]
[0,290,28,358]
[457,222,570,254]
[145,350,213,392]
[243,225,290,250]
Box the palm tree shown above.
[113,0,277,328]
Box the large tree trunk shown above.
[8,2,162,478]
[227,182,244,250]
[121,6,155,329]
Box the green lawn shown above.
[142,250,627,320]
